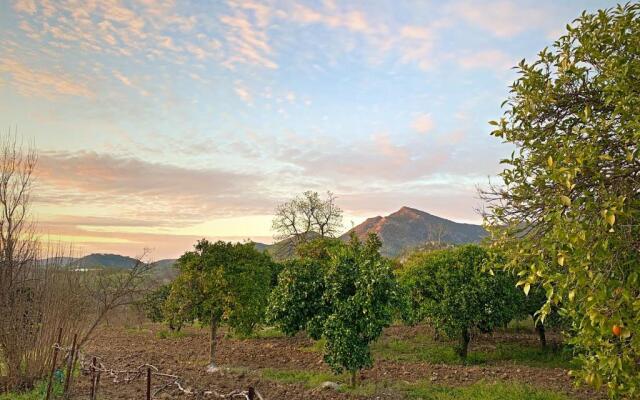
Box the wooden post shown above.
[63,333,78,397]
[45,328,63,400]
[89,357,96,400]
[93,359,101,400]
[146,366,152,400]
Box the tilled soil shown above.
[70,324,603,399]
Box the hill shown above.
[340,206,486,257]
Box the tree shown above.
[398,245,520,358]
[166,240,272,372]
[272,191,343,245]
[482,4,639,396]
[513,284,568,349]
[267,234,397,386]
[266,258,328,339]
[322,234,397,386]
[0,135,88,390]
[141,284,180,329]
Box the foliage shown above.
[322,234,397,382]
[141,284,171,323]
[266,257,328,339]
[267,234,398,385]
[166,240,272,365]
[0,377,63,400]
[398,245,521,358]
[483,3,640,396]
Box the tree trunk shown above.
[535,322,547,349]
[458,328,470,359]
[349,370,358,387]
[207,311,220,372]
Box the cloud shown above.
[14,0,36,14]
[0,58,93,98]
[36,151,272,223]
[234,82,252,103]
[450,0,548,38]
[457,49,514,71]
[412,113,435,134]
[219,2,277,69]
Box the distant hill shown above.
[74,253,140,268]
[43,207,484,271]
[340,206,486,258]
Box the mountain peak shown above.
[342,207,486,257]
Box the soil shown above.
[69,323,603,400]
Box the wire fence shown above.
[46,330,264,400]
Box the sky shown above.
[0,0,620,259]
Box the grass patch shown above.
[0,377,63,400]
[397,380,573,400]
[260,368,339,387]
[124,326,153,335]
[246,367,575,399]
[300,338,326,353]
[156,329,188,339]
[230,326,286,340]
[373,333,574,368]
[258,368,379,395]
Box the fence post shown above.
[45,328,63,400]
[146,367,152,400]
[92,359,101,400]
[89,357,96,400]
[63,333,77,398]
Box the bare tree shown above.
[272,191,343,245]
[0,133,154,391]
[426,223,449,247]
[0,134,92,390]
[78,252,154,347]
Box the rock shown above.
[319,381,341,391]
[206,363,220,373]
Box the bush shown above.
[398,245,521,358]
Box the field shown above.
[67,321,603,400]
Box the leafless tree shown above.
[272,191,343,245]
[426,223,448,246]
[0,133,154,391]
[0,134,92,390]
[79,252,154,347]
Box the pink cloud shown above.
[0,58,93,98]
[450,0,548,38]
[412,113,435,134]
[14,0,36,14]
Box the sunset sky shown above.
[0,0,618,258]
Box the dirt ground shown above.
[69,323,602,400]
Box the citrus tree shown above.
[267,234,397,386]
[398,245,520,358]
[266,257,329,339]
[322,234,397,386]
[483,4,640,396]
[166,240,272,371]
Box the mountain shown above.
[340,206,487,258]
[74,253,140,268]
